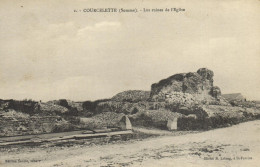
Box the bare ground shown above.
[0,120,259,167]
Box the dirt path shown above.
[0,120,259,167]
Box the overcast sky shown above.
[0,0,259,101]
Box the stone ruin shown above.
[150,68,227,105]
[167,118,178,130]
[118,115,132,130]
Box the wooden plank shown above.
[0,130,132,146]
[93,129,112,133]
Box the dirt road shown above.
[0,120,259,167]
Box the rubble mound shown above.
[177,105,260,130]
[79,112,125,129]
[130,109,183,129]
[39,102,69,114]
[111,90,150,102]
[48,99,83,111]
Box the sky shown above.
[0,0,259,101]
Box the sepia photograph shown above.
[0,0,259,166]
